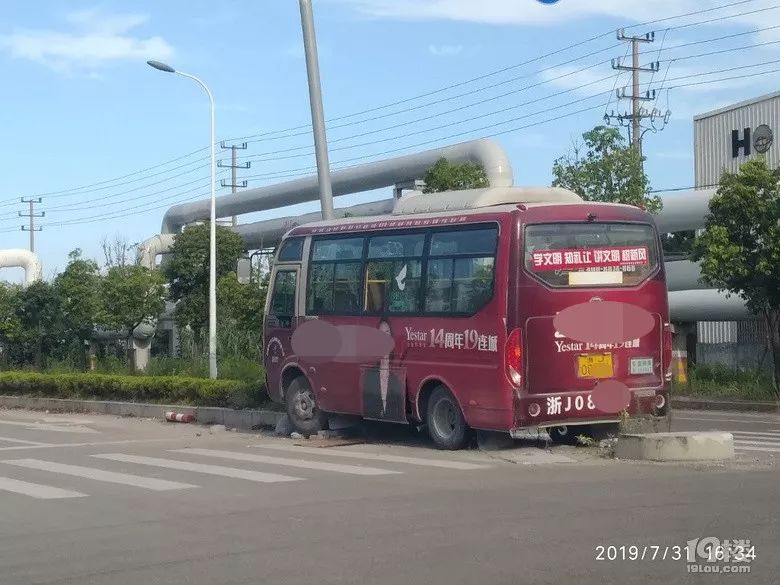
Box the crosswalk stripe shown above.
[732,440,780,447]
[0,436,51,446]
[257,444,489,470]
[170,448,402,476]
[673,416,779,426]
[735,445,780,453]
[0,476,87,499]
[1,459,197,491]
[93,454,303,483]
[0,420,99,434]
[730,431,780,438]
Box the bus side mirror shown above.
[236,258,251,284]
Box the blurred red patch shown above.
[333,325,394,363]
[591,379,631,413]
[291,321,394,364]
[291,319,342,364]
[553,301,654,344]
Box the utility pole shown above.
[19,197,44,253]
[606,29,659,155]
[217,141,250,227]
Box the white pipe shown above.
[655,188,717,233]
[0,249,42,285]
[137,234,176,269]
[669,289,758,321]
[161,138,513,234]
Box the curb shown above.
[0,395,285,431]
[616,432,735,462]
[672,396,780,414]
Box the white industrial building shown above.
[689,91,779,370]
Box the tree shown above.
[15,281,66,369]
[100,265,166,341]
[216,272,267,359]
[0,283,22,367]
[101,236,135,269]
[163,224,245,344]
[691,158,780,395]
[54,250,102,363]
[552,126,662,213]
[423,158,489,193]
[662,231,696,258]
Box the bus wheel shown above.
[285,377,326,437]
[427,386,470,450]
[547,425,579,445]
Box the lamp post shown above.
[147,60,218,379]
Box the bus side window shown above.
[364,233,424,314]
[278,238,304,262]
[269,270,297,328]
[425,227,498,314]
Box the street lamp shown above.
[147,60,218,379]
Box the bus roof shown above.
[285,187,652,238]
[391,186,581,215]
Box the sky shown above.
[1,0,780,282]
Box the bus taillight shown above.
[505,328,523,387]
[663,323,673,382]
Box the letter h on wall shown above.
[732,128,751,158]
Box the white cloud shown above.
[335,0,780,29]
[0,8,173,73]
[428,43,464,57]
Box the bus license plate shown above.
[577,353,613,379]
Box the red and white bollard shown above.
[165,411,195,423]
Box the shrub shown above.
[675,364,776,402]
[0,372,268,409]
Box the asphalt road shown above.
[0,407,776,585]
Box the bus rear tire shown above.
[285,376,326,438]
[427,386,470,450]
[548,425,579,445]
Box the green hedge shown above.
[0,372,267,408]
[673,364,778,402]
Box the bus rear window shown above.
[524,223,659,287]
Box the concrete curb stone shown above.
[0,395,284,431]
[616,431,735,462]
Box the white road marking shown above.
[171,448,402,476]
[735,445,780,453]
[257,444,490,470]
[0,476,87,499]
[93,454,303,483]
[0,439,175,452]
[0,436,51,446]
[730,431,780,438]
[674,416,780,426]
[39,417,94,424]
[2,459,197,491]
[732,440,780,447]
[0,420,99,434]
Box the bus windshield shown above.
[524,222,659,288]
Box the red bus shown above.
[263,187,671,449]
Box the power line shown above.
[11,0,763,204]
[29,64,780,231]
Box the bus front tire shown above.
[427,386,470,450]
[285,377,326,437]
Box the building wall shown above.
[694,91,780,188]
[697,321,772,372]
[689,94,779,376]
